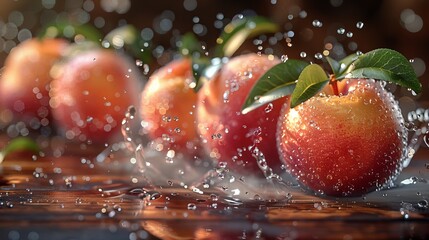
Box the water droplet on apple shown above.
[300,52,307,58]
[223,90,230,103]
[264,103,273,113]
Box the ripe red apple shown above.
[49,48,141,143]
[277,79,405,197]
[139,58,201,155]
[196,53,286,172]
[0,38,68,122]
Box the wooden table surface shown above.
[0,138,428,240]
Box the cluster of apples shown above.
[0,17,421,197]
[0,36,141,143]
[139,21,421,196]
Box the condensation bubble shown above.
[193,23,207,36]
[141,28,154,40]
[314,53,323,59]
[4,40,16,53]
[300,52,307,58]
[75,9,90,24]
[401,9,423,33]
[299,11,307,19]
[214,20,223,29]
[184,0,197,11]
[135,59,143,67]
[337,28,345,34]
[346,32,353,38]
[3,23,18,39]
[83,0,95,12]
[160,19,173,32]
[281,55,288,62]
[356,21,364,29]
[94,17,105,28]
[312,20,323,27]
[100,0,131,14]
[42,0,56,9]
[410,58,426,77]
[17,29,32,42]
[348,41,358,51]
[9,11,24,27]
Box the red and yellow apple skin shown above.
[140,58,201,155]
[196,53,286,172]
[277,79,406,197]
[0,38,68,121]
[49,49,141,143]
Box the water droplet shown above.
[135,59,143,66]
[417,200,428,208]
[264,103,273,113]
[312,20,323,27]
[337,28,345,34]
[356,21,364,29]
[346,32,353,38]
[314,53,323,59]
[300,52,307,58]
[187,203,197,210]
[223,90,230,103]
[281,55,288,62]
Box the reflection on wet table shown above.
[0,139,428,240]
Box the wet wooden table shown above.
[0,138,428,240]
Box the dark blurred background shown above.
[1,0,428,110]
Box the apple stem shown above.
[329,74,339,96]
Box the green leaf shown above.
[104,25,152,62]
[193,57,228,92]
[338,53,359,75]
[326,53,358,77]
[326,57,340,76]
[242,59,309,114]
[341,48,421,93]
[192,57,211,91]
[290,64,329,108]
[0,137,40,163]
[179,32,203,56]
[214,16,279,57]
[38,20,103,43]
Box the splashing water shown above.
[120,97,429,204]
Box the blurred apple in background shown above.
[140,58,201,156]
[49,46,142,143]
[0,38,68,125]
[196,53,286,173]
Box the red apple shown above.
[49,48,141,143]
[196,53,286,173]
[139,58,201,155]
[0,38,68,122]
[277,79,405,197]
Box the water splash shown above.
[121,89,427,204]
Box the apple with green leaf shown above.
[243,49,421,197]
